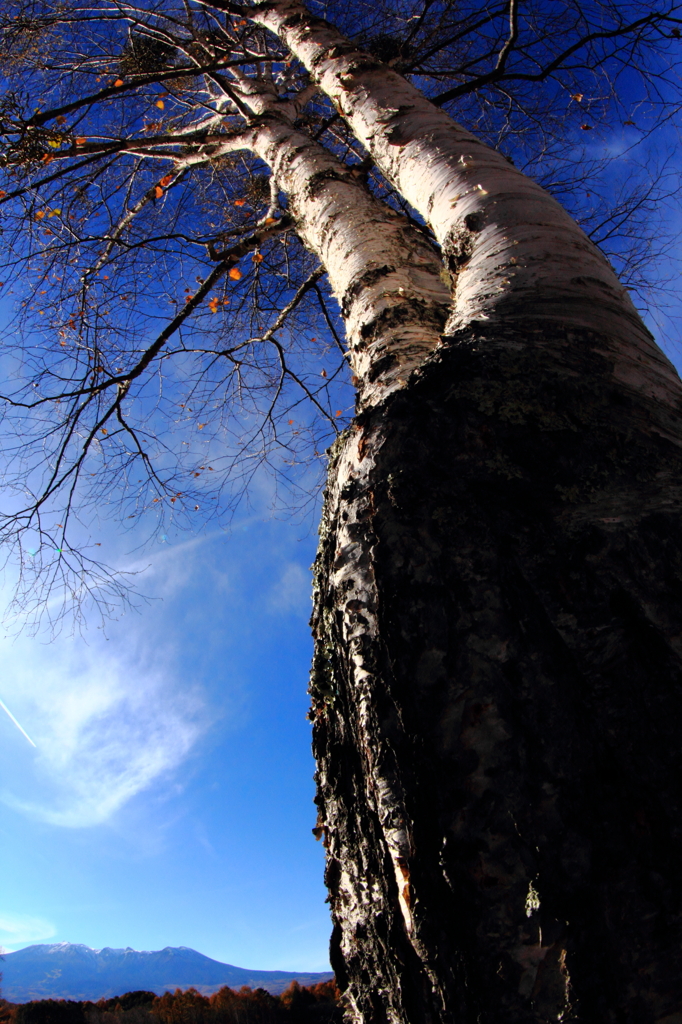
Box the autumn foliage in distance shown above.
[0,981,341,1024]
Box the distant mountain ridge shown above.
[0,943,333,1003]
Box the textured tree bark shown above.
[310,323,682,1024]
[252,0,680,410]
[244,6,682,1020]
[176,96,450,407]
[247,118,449,407]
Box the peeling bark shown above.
[310,325,682,1023]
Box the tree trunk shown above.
[246,6,682,1019]
[310,320,682,1023]
[246,117,450,406]
[253,0,680,410]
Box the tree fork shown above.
[310,324,682,1024]
[250,0,681,410]
[247,117,450,406]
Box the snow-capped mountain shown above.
[0,943,333,1002]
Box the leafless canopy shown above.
[0,0,680,627]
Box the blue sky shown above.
[0,105,681,980]
[0,509,332,971]
[6,325,682,976]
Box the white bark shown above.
[314,425,423,1018]
[247,118,450,406]
[143,66,450,405]
[251,0,682,409]
[222,97,447,973]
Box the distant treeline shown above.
[0,982,342,1024]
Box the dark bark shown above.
[310,324,682,1024]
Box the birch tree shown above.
[2,0,682,1020]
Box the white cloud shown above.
[0,538,213,828]
[0,911,56,948]
[0,514,304,830]
[0,640,205,827]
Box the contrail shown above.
[0,696,36,747]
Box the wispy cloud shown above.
[0,512,310,831]
[0,911,56,949]
[0,639,205,828]
[0,537,213,829]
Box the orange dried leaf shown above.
[75,137,87,146]
[197,423,206,429]
[571,93,584,102]
[288,419,294,425]
[35,210,45,220]
[252,253,264,263]
[114,78,124,87]
[335,410,342,417]
[234,199,246,206]
[160,174,173,187]
[154,185,164,198]
[56,115,67,125]
[155,100,165,110]
[228,267,242,280]
[264,217,277,225]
